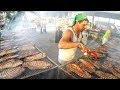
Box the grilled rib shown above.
[22,60,52,70]
[0,55,19,62]
[0,59,23,70]
[79,59,95,70]
[66,64,91,78]
[0,49,18,56]
[19,44,35,51]
[25,53,46,61]
[95,71,118,79]
[0,66,25,79]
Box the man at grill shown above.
[58,13,90,64]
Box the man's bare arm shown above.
[58,30,83,49]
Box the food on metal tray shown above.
[109,67,120,78]
[102,61,113,69]
[95,71,118,79]
[0,55,19,62]
[94,46,107,53]
[0,66,25,79]
[78,63,95,73]
[19,44,35,51]
[79,59,95,70]
[102,61,120,78]
[22,60,52,70]
[0,59,23,70]
[96,52,105,58]
[0,49,18,56]
[25,53,46,61]
[18,51,38,59]
[1,42,13,46]
[113,65,120,73]
[66,64,91,78]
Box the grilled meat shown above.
[78,63,95,73]
[79,59,95,70]
[94,46,107,53]
[66,64,91,78]
[0,55,19,62]
[1,45,17,50]
[22,60,52,70]
[113,65,120,73]
[0,49,18,56]
[102,61,120,78]
[0,59,23,70]
[96,52,105,58]
[102,61,113,69]
[90,60,101,69]
[109,67,120,78]
[19,44,35,51]
[25,53,46,61]
[0,66,25,79]
[95,71,118,79]
[18,51,38,59]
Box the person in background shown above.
[58,13,90,64]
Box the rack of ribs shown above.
[0,49,18,56]
[24,53,46,61]
[66,64,91,78]
[0,66,25,79]
[0,59,23,70]
[22,60,52,70]
[78,63,95,73]
[0,55,19,62]
[95,70,118,79]
[79,59,95,70]
[19,44,35,51]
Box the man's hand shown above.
[77,43,91,53]
[78,43,88,52]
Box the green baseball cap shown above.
[71,13,88,26]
